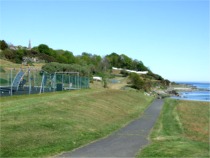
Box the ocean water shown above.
[172,82,210,102]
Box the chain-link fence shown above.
[0,68,89,97]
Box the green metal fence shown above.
[0,68,89,96]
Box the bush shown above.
[42,62,90,76]
[120,69,129,77]
[129,73,144,90]
[142,80,152,92]
[26,61,34,66]
[128,73,153,92]
[103,79,108,88]
[2,49,15,60]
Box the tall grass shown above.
[0,89,153,157]
[137,99,209,157]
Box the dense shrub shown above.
[129,73,144,90]
[42,62,90,76]
[129,73,153,91]
[0,40,8,50]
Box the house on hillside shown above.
[9,40,31,50]
[93,76,102,81]
[112,67,148,75]
[22,57,40,65]
[9,44,18,50]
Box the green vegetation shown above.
[137,99,209,157]
[0,40,169,90]
[42,62,91,76]
[0,89,153,157]
[0,40,8,50]
[0,59,21,69]
[129,72,152,91]
[0,78,8,85]
[0,66,5,72]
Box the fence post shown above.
[40,72,45,94]
[28,68,31,95]
[10,69,13,96]
[54,73,56,92]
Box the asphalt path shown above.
[57,99,164,158]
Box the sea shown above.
[171,82,210,102]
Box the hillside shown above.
[0,89,153,157]
[0,59,44,70]
[0,40,165,78]
[0,40,171,93]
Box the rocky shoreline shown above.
[153,83,209,99]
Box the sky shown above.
[0,0,209,82]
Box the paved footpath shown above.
[57,99,164,158]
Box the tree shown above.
[91,54,102,66]
[0,40,8,50]
[136,61,149,71]
[80,52,92,65]
[100,57,110,72]
[106,53,121,68]
[38,44,51,55]
[63,51,75,64]
[120,54,132,69]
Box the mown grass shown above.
[137,99,209,157]
[0,89,153,157]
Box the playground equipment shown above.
[12,69,25,90]
[0,67,89,97]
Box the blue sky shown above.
[0,0,209,82]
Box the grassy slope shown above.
[0,59,44,70]
[137,99,209,157]
[0,59,20,69]
[0,59,44,86]
[108,77,129,90]
[0,89,153,157]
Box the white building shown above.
[112,67,148,75]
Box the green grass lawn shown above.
[0,89,153,157]
[137,99,209,157]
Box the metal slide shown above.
[12,70,25,90]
